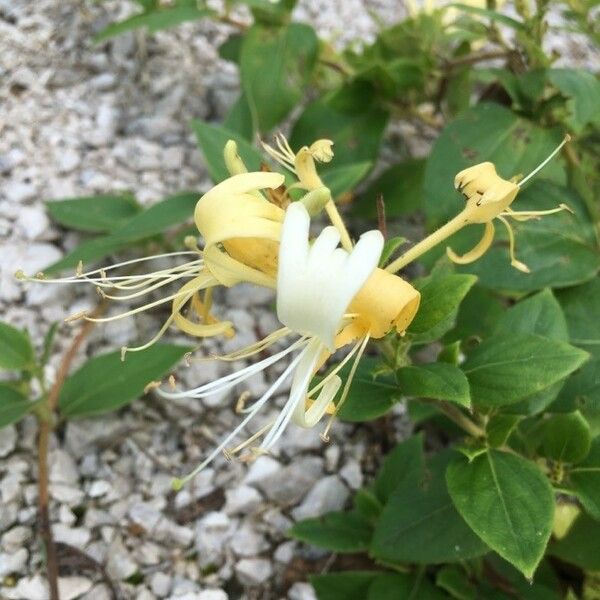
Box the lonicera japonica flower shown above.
[385,135,573,274]
[160,202,421,488]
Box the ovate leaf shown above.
[371,450,488,564]
[463,333,589,409]
[367,572,447,600]
[540,411,591,464]
[290,83,389,169]
[550,513,600,571]
[46,194,140,233]
[0,322,34,371]
[95,1,214,41]
[446,449,554,578]
[548,69,600,132]
[240,23,318,132]
[290,511,373,553]
[337,357,400,422]
[0,384,32,428]
[191,120,263,182]
[353,158,425,218]
[397,362,470,407]
[568,437,600,520]
[60,344,189,417]
[409,274,477,338]
[310,572,378,600]
[45,192,200,273]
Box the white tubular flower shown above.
[161,202,384,489]
[277,202,384,351]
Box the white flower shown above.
[161,203,384,488]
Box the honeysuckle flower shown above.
[385,135,573,274]
[160,202,421,488]
[16,169,288,358]
[262,133,353,251]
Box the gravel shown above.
[1,0,595,599]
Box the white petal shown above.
[276,203,383,350]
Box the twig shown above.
[376,194,387,240]
[37,306,102,600]
[443,50,511,69]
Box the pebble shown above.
[53,524,91,549]
[106,536,138,580]
[229,524,269,557]
[197,591,229,600]
[150,572,172,598]
[0,425,17,457]
[291,475,350,521]
[194,512,235,568]
[340,459,364,490]
[235,558,273,586]
[0,548,28,577]
[17,206,50,240]
[1,526,32,552]
[223,485,262,515]
[288,582,318,600]
[256,457,324,506]
[49,449,80,485]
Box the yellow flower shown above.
[161,202,420,488]
[385,135,572,274]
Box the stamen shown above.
[321,333,370,442]
[498,215,530,273]
[502,203,573,222]
[170,346,308,489]
[518,135,571,188]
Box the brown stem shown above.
[37,307,102,600]
[37,422,60,600]
[443,50,511,69]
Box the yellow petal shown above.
[343,268,421,341]
[446,221,495,265]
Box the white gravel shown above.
[1,0,595,599]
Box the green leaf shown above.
[436,566,476,600]
[397,362,470,407]
[240,23,318,132]
[191,120,263,183]
[223,93,255,141]
[46,194,140,233]
[424,103,566,229]
[371,450,488,564]
[556,279,600,416]
[446,449,554,578]
[373,434,425,503]
[367,572,447,600]
[540,411,591,464]
[45,192,199,273]
[95,2,214,41]
[550,512,600,570]
[548,69,600,132]
[462,333,589,409]
[353,488,383,522]
[321,162,372,199]
[336,357,400,422]
[445,285,504,344]
[379,236,408,268]
[310,572,378,600]
[450,3,526,29]
[353,158,425,218]
[485,414,521,448]
[496,289,568,415]
[59,344,189,417]
[568,437,600,520]
[0,322,34,371]
[496,289,568,341]
[289,511,373,553]
[0,384,32,428]
[290,84,389,169]
[408,274,477,338]
[456,182,599,294]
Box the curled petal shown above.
[446,221,495,265]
